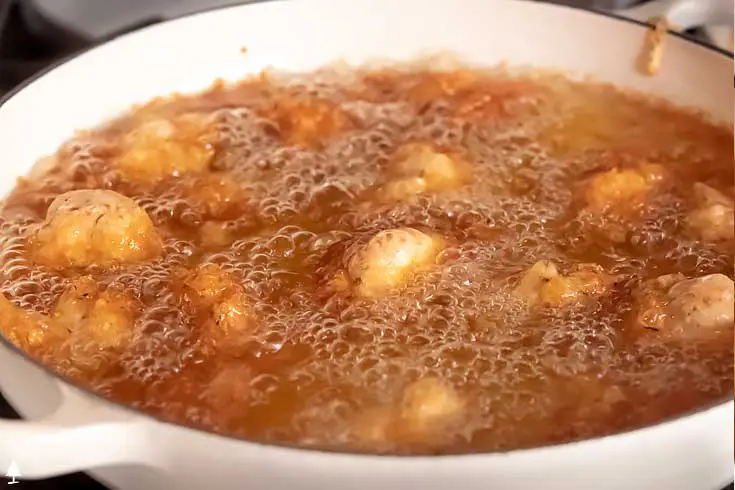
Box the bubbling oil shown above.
[0,65,732,454]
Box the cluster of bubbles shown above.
[0,66,731,453]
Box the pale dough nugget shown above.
[581,163,665,242]
[202,364,253,427]
[272,97,352,147]
[348,227,444,298]
[29,189,163,268]
[0,295,64,352]
[354,377,464,448]
[186,173,246,220]
[633,273,734,341]
[54,276,139,352]
[182,263,253,349]
[117,113,217,183]
[382,143,470,201]
[685,183,734,242]
[584,163,664,215]
[515,260,614,307]
[0,277,138,358]
[398,377,464,439]
[353,407,395,448]
[199,221,235,248]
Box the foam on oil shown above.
[0,66,732,454]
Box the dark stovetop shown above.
[0,0,732,488]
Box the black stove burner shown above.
[0,0,162,92]
[0,0,85,92]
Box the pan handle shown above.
[0,346,152,479]
[619,0,733,30]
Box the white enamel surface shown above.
[705,25,734,52]
[0,0,733,489]
[0,349,152,476]
[620,0,734,29]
